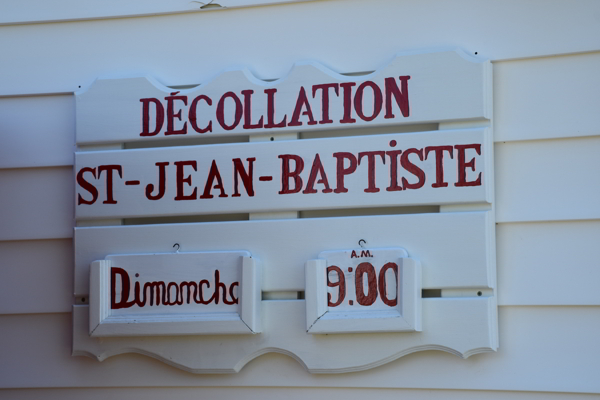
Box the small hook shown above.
[358,239,367,248]
[173,243,180,253]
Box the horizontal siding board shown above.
[497,220,600,306]
[1,307,599,393]
[0,167,74,241]
[1,387,598,400]
[0,0,315,26]
[0,95,75,169]
[494,52,600,142]
[0,239,72,314]
[495,136,600,223]
[1,1,600,96]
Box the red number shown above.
[378,262,398,306]
[355,262,377,306]
[327,266,346,307]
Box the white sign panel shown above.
[305,247,421,334]
[76,50,491,145]
[75,128,491,219]
[89,251,261,336]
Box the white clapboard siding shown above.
[2,1,600,97]
[494,52,600,142]
[0,95,75,169]
[0,0,315,26]
[497,220,600,306]
[0,239,72,314]
[1,388,597,400]
[2,307,600,393]
[495,136,600,223]
[0,167,74,241]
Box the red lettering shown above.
[400,148,425,190]
[140,98,164,137]
[165,92,187,135]
[98,165,122,204]
[386,149,403,192]
[302,154,332,194]
[264,88,287,128]
[327,266,346,307]
[339,82,356,124]
[333,152,357,193]
[216,91,243,130]
[200,160,228,199]
[77,167,98,205]
[189,95,212,133]
[379,262,398,307]
[146,162,169,200]
[384,76,410,118]
[354,81,383,122]
[358,151,386,193]
[355,262,377,306]
[111,267,134,309]
[278,154,304,194]
[425,145,454,188]
[232,157,255,197]
[289,86,317,127]
[455,143,482,187]
[312,83,339,124]
[242,90,264,129]
[174,160,197,201]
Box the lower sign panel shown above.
[306,248,421,333]
[89,251,261,336]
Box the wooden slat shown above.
[75,51,490,145]
[75,129,492,219]
[497,220,600,306]
[1,387,598,400]
[495,136,600,223]
[0,95,75,169]
[0,167,74,241]
[0,239,72,314]
[74,211,494,295]
[0,0,316,26]
[2,1,600,97]
[494,52,600,142]
[1,307,599,393]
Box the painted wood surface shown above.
[89,252,260,336]
[74,212,494,295]
[0,239,73,314]
[305,250,422,333]
[0,167,74,241]
[0,95,75,169]
[73,297,496,373]
[75,129,491,219]
[4,219,600,316]
[495,136,600,223]
[0,0,317,26]
[1,308,598,392]
[1,2,600,97]
[2,388,597,400]
[76,51,490,145]
[494,52,600,143]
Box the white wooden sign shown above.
[75,50,491,145]
[73,49,497,374]
[89,251,261,336]
[305,248,421,334]
[75,128,491,220]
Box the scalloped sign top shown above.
[75,50,491,145]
